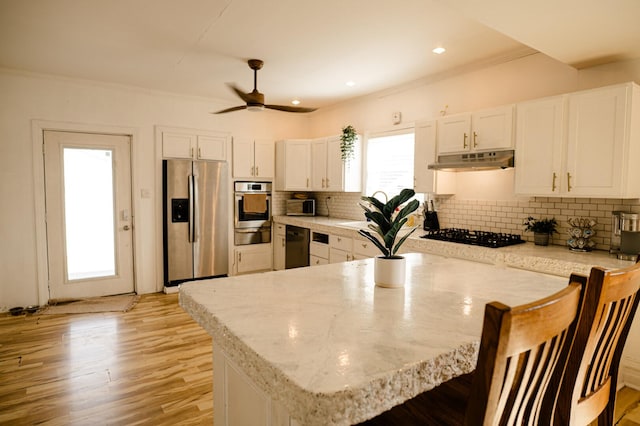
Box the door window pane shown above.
[63,148,116,280]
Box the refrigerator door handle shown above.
[192,173,199,242]
[188,173,195,242]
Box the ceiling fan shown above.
[212,59,317,114]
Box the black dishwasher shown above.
[285,225,310,269]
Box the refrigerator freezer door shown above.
[193,160,229,278]
[165,159,194,283]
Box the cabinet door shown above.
[236,245,272,274]
[311,139,328,190]
[284,141,311,190]
[233,138,255,179]
[515,97,565,195]
[162,132,195,158]
[253,139,274,179]
[326,136,347,191]
[471,106,514,151]
[273,234,285,271]
[197,135,227,160]
[566,86,627,197]
[437,113,471,154]
[414,120,456,194]
[329,248,351,263]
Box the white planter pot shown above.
[374,256,406,288]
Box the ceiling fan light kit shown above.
[213,59,317,114]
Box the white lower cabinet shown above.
[235,244,272,275]
[310,242,329,266]
[353,237,380,260]
[329,235,353,263]
[273,224,286,271]
[213,344,298,426]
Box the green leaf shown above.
[358,229,389,257]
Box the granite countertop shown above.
[273,215,633,277]
[180,253,569,425]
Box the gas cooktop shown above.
[421,228,525,248]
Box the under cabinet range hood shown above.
[428,150,515,172]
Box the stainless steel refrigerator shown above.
[163,159,229,286]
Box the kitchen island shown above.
[180,252,568,425]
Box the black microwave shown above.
[286,199,315,216]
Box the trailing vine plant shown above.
[340,125,357,162]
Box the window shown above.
[365,130,421,202]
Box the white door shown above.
[44,131,134,300]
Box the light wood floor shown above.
[0,293,213,425]
[1,292,638,425]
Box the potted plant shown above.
[359,188,419,287]
[340,125,357,162]
[523,216,558,246]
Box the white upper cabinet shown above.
[158,127,229,161]
[233,138,274,179]
[565,84,635,197]
[516,83,640,198]
[162,130,227,161]
[437,105,514,155]
[311,136,361,192]
[414,120,455,194]
[275,140,312,191]
[514,96,565,195]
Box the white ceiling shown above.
[1,0,638,111]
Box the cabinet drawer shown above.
[330,234,352,251]
[310,255,329,266]
[310,241,329,259]
[353,238,380,258]
[275,223,286,237]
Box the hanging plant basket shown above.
[340,125,357,162]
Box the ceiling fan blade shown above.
[212,105,247,114]
[265,104,317,113]
[226,83,252,103]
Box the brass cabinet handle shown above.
[322,178,325,188]
[198,147,202,158]
[552,172,557,192]
[255,166,259,176]
[326,178,329,187]
[567,172,572,192]
[463,133,468,149]
[473,131,478,148]
[251,166,255,176]
[306,178,309,187]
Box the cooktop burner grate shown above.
[421,228,525,248]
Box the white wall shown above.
[0,70,310,310]
[3,53,640,311]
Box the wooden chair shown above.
[553,261,640,426]
[359,276,586,426]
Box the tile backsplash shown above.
[273,191,640,251]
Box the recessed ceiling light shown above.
[432,47,446,55]
[346,81,356,87]
[291,99,300,105]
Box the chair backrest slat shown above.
[554,261,640,426]
[465,278,585,426]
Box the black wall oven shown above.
[234,181,271,245]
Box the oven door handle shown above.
[235,227,271,233]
